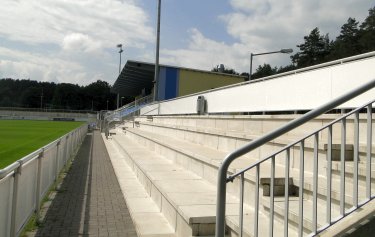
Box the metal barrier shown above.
[103,95,155,138]
[0,124,88,237]
[216,79,375,236]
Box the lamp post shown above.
[249,48,293,81]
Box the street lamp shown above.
[249,48,293,81]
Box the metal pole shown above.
[153,0,161,101]
[249,53,253,81]
[119,50,122,74]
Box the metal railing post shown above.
[55,141,60,181]
[366,104,372,199]
[35,149,44,220]
[10,163,22,237]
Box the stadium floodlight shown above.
[117,44,124,74]
[249,48,293,81]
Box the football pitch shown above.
[0,120,84,169]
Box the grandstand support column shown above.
[117,93,119,109]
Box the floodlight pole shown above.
[117,44,124,108]
[153,0,161,101]
[249,48,293,81]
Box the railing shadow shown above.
[35,133,93,237]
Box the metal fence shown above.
[0,124,88,237]
[216,79,375,237]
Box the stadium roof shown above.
[111,60,155,97]
[111,60,246,97]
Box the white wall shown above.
[141,53,375,115]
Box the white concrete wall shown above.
[141,53,375,115]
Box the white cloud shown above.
[160,0,373,73]
[0,46,94,85]
[0,0,154,84]
[62,33,102,54]
[0,0,153,47]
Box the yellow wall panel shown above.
[178,69,245,96]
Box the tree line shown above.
[0,79,118,111]
[214,6,375,80]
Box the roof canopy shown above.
[111,60,155,97]
[111,60,246,98]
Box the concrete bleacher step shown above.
[110,130,300,237]
[120,124,375,235]
[117,127,317,236]
[129,121,375,199]
[109,132,238,236]
[102,134,176,237]
[135,118,375,154]
[134,120,374,177]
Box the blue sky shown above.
[0,0,373,86]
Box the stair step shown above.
[113,124,375,236]
[102,134,176,237]
[110,132,240,236]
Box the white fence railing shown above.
[141,51,375,115]
[0,124,88,237]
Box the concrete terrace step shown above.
[110,133,237,236]
[122,126,373,200]
[102,134,176,237]
[135,119,375,155]
[109,131,298,237]
[132,121,374,178]
[119,126,375,234]
[261,196,341,233]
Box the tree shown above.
[84,80,115,111]
[277,64,297,74]
[251,64,277,79]
[359,6,375,53]
[291,27,332,68]
[51,83,83,110]
[20,87,43,108]
[329,17,361,59]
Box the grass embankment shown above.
[0,120,83,169]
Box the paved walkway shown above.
[33,131,137,237]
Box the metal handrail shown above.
[216,78,375,237]
[228,98,375,181]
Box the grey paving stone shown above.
[32,131,137,237]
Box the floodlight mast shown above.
[153,0,161,102]
[116,44,124,109]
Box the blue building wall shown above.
[157,67,179,100]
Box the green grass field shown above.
[0,120,84,169]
